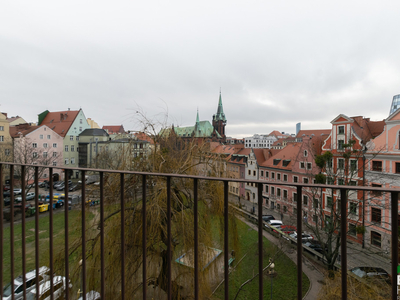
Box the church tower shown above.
[212,91,227,142]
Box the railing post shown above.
[142,174,147,300]
[49,167,54,300]
[167,176,172,300]
[340,188,347,300]
[391,191,398,300]
[100,172,105,299]
[10,165,15,300]
[224,181,229,300]
[21,166,27,300]
[194,178,199,300]
[296,185,303,300]
[63,169,69,300]
[257,182,264,300]
[0,164,3,296]
[34,166,40,300]
[120,173,125,300]
[81,170,86,300]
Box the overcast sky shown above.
[1,1,399,138]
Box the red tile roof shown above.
[39,110,80,137]
[296,129,331,138]
[9,124,39,138]
[134,132,154,144]
[261,143,302,170]
[102,125,125,134]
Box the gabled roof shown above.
[269,130,282,137]
[261,143,302,170]
[134,132,154,144]
[39,110,80,137]
[80,128,109,137]
[102,125,125,134]
[9,123,39,138]
[351,116,384,142]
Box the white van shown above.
[26,276,71,300]
[266,219,283,230]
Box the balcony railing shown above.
[1,162,399,300]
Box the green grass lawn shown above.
[1,209,91,285]
[212,219,310,300]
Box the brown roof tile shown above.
[40,110,80,137]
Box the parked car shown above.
[303,240,327,254]
[262,215,275,222]
[78,290,101,300]
[2,266,50,300]
[26,276,72,300]
[13,189,22,195]
[288,232,314,243]
[14,193,35,203]
[265,219,283,230]
[4,198,11,207]
[350,267,391,283]
[69,183,80,191]
[274,225,296,235]
[3,185,10,191]
[56,184,65,191]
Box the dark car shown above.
[303,240,327,254]
[69,183,80,191]
[262,215,275,222]
[4,198,11,207]
[350,267,391,283]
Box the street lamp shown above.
[269,258,275,299]
[362,145,367,248]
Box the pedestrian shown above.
[304,215,308,224]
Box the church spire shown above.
[214,90,226,122]
[196,108,200,124]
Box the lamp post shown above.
[269,258,275,299]
[362,145,367,248]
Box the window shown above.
[271,187,275,195]
[0,136,3,142]
[80,119,83,124]
[307,162,312,170]
[349,223,356,236]
[338,158,344,169]
[350,160,357,172]
[65,158,69,165]
[338,126,345,134]
[303,178,309,184]
[43,143,48,148]
[53,143,57,148]
[70,135,74,141]
[76,136,79,141]
[293,176,298,183]
[303,195,308,205]
[277,188,281,197]
[313,198,318,208]
[65,145,68,152]
[293,193,297,202]
[371,231,381,247]
[5,149,10,156]
[39,134,43,139]
[43,152,47,158]
[284,206,287,212]
[79,127,82,131]
[349,180,357,186]
[396,162,400,174]
[248,170,251,175]
[271,172,275,179]
[53,161,57,166]
[277,173,281,180]
[304,150,308,157]
[372,161,382,171]
[327,177,334,184]
[283,190,288,199]
[71,157,75,164]
[338,140,344,150]
[349,202,357,215]
[300,162,305,169]
[253,170,256,176]
[283,174,288,182]
[0,126,3,131]
[327,158,333,169]
[327,196,333,207]
[53,152,57,157]
[265,185,269,193]
[265,171,269,178]
[33,152,38,158]
[71,145,75,152]
[371,207,381,224]
[32,143,37,148]
[47,135,51,139]
[261,171,264,177]
[371,183,382,196]
[338,178,344,185]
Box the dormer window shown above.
[338,126,345,134]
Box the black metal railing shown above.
[0,162,399,300]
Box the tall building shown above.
[389,94,400,115]
[212,92,227,142]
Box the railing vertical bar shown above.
[64,169,69,300]
[100,172,105,299]
[257,182,263,300]
[21,166,27,300]
[296,185,303,300]
[0,165,3,296]
[49,168,54,300]
[81,170,87,300]
[10,165,15,300]
[224,181,229,300]
[391,191,398,300]
[193,178,199,300]
[34,167,39,300]
[167,176,172,300]
[120,173,125,300]
[142,174,147,300]
[340,188,347,300]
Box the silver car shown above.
[2,266,50,300]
